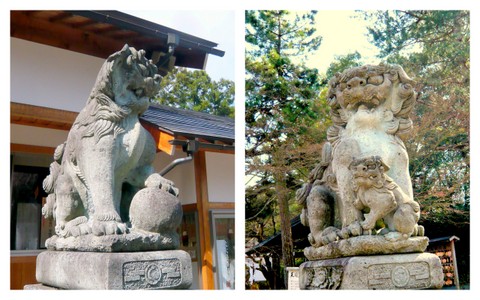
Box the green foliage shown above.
[325,51,363,80]
[246,10,321,58]
[366,11,470,285]
[246,9,471,287]
[155,67,234,118]
[245,10,325,159]
[246,10,325,280]
[365,10,470,217]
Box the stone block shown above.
[24,284,59,290]
[299,252,443,290]
[45,231,179,252]
[36,250,192,290]
[304,235,429,260]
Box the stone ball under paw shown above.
[129,187,182,233]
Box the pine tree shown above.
[156,67,234,118]
[245,10,324,287]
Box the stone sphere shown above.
[129,187,182,233]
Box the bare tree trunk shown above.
[274,171,294,270]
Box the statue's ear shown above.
[107,44,131,63]
[376,156,390,172]
[395,64,415,85]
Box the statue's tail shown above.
[41,143,65,219]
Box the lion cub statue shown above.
[349,156,424,240]
[42,45,177,238]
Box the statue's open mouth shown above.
[352,172,378,180]
[346,97,381,111]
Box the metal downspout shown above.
[159,155,193,176]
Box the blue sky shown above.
[124,10,235,82]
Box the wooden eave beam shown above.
[11,102,77,131]
[11,11,128,59]
[11,143,55,155]
[11,102,233,154]
[141,121,176,155]
[48,12,72,23]
[10,11,208,70]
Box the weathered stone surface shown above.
[130,184,182,234]
[300,253,443,290]
[296,64,427,258]
[24,283,59,290]
[40,44,181,251]
[304,235,428,261]
[36,250,192,289]
[45,230,179,252]
[31,45,193,291]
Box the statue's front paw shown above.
[360,219,376,231]
[347,221,363,237]
[92,220,128,236]
[412,225,425,237]
[56,216,90,237]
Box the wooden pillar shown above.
[194,151,214,289]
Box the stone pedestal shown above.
[24,284,59,290]
[31,250,192,290]
[304,236,429,261]
[299,253,443,290]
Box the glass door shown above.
[211,211,234,289]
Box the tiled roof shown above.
[140,104,234,144]
[11,10,224,71]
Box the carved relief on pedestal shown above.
[367,262,431,289]
[123,259,183,289]
[302,266,343,290]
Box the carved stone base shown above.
[304,235,428,260]
[45,230,179,252]
[299,253,443,290]
[35,250,192,289]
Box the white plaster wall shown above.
[205,152,234,202]
[11,38,104,112]
[153,151,196,205]
[11,124,68,148]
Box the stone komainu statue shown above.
[296,63,424,252]
[42,45,180,243]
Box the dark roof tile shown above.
[141,104,234,144]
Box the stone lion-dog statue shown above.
[349,156,423,240]
[42,45,178,238]
[297,63,425,251]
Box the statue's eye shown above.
[367,75,384,85]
